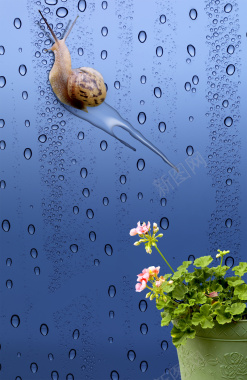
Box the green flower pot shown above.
[177,321,247,380]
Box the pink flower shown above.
[130,221,150,236]
[206,291,218,298]
[155,276,166,287]
[135,280,147,292]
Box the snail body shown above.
[39,11,106,112]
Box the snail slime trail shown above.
[38,11,178,172]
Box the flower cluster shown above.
[129,221,163,254]
[135,266,160,292]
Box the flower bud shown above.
[145,292,151,298]
[153,223,159,233]
[156,234,163,238]
[150,294,155,300]
[145,244,152,254]
[134,241,140,246]
[168,280,174,285]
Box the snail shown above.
[38,11,178,171]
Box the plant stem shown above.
[154,244,175,273]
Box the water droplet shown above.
[28,224,35,235]
[224,117,233,127]
[225,256,234,267]
[227,45,235,54]
[66,375,74,380]
[72,329,80,339]
[101,50,107,59]
[186,145,194,156]
[14,18,22,29]
[0,46,5,55]
[78,47,84,56]
[226,64,235,75]
[34,267,40,275]
[105,244,113,256]
[226,178,232,186]
[11,315,20,328]
[102,1,108,10]
[15,377,22,380]
[38,134,47,143]
[6,279,13,289]
[222,99,229,108]
[138,31,147,43]
[56,7,68,17]
[0,180,6,189]
[158,122,166,133]
[184,82,191,91]
[48,353,54,361]
[114,81,120,90]
[138,112,146,124]
[225,218,232,228]
[30,363,38,373]
[189,116,194,122]
[161,340,168,350]
[189,9,197,20]
[0,76,6,88]
[109,311,115,318]
[77,131,84,140]
[120,175,126,184]
[78,0,87,12]
[156,46,163,57]
[69,349,76,359]
[160,14,166,23]
[22,91,28,100]
[100,140,108,151]
[188,254,195,262]
[127,350,136,361]
[2,219,10,232]
[187,44,196,57]
[140,361,148,372]
[40,324,49,336]
[30,248,38,259]
[45,0,58,4]
[94,259,100,266]
[25,120,30,128]
[86,209,94,219]
[101,26,108,36]
[160,217,169,230]
[0,119,5,128]
[17,352,21,357]
[108,285,116,298]
[140,323,148,334]
[192,75,199,85]
[80,167,88,178]
[139,300,147,312]
[70,244,78,253]
[6,258,12,266]
[110,371,119,380]
[19,64,27,76]
[224,3,232,13]
[103,197,109,205]
[154,87,162,98]
[137,159,145,171]
[89,231,96,242]
[82,188,90,197]
[140,75,146,84]
[73,206,79,215]
[120,193,127,202]
[24,148,32,160]
[160,198,167,206]
[137,192,143,200]
[51,371,59,380]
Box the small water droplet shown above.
[120,193,127,202]
[158,122,166,133]
[94,259,100,266]
[89,231,96,241]
[156,46,163,57]
[189,9,197,20]
[114,81,120,90]
[0,140,6,150]
[224,116,233,127]
[160,198,167,206]
[186,145,194,156]
[2,219,10,232]
[161,340,168,350]
[160,14,166,23]
[188,254,195,262]
[45,0,58,4]
[66,374,74,380]
[82,188,90,197]
[17,352,21,357]
[140,361,148,372]
[14,18,22,29]
[80,167,88,178]
[139,300,147,312]
[19,64,27,76]
[22,91,28,100]
[102,1,108,9]
[56,7,68,17]
[226,64,235,75]
[160,217,169,230]
[109,311,115,318]
[184,82,191,91]
[225,218,232,228]
[140,75,146,84]
[51,371,59,380]
[30,248,38,259]
[11,315,20,328]
[138,112,146,124]
[78,0,86,12]
[0,76,6,88]
[48,353,54,361]
[72,329,80,339]
[101,26,108,36]
[38,134,47,143]
[0,119,5,128]
[28,224,35,235]
[137,159,145,171]
[78,47,84,56]
[69,349,76,359]
[187,44,196,57]
[227,45,235,54]
[0,180,6,189]
[101,50,107,59]
[138,31,147,43]
[30,363,38,374]
[108,285,116,298]
[222,99,229,108]
[105,244,113,256]
[226,178,232,186]
[225,256,234,267]
[224,3,232,13]
[40,324,49,336]
[34,266,40,275]
[86,209,94,219]
[6,258,12,266]
[100,140,108,151]
[154,87,162,98]
[6,279,13,289]
[0,46,5,55]
[127,350,136,361]
[110,370,119,380]
[137,192,143,200]
[120,175,126,184]
[70,244,78,253]
[24,148,33,161]
[192,75,199,85]
[25,120,30,127]
[103,196,109,205]
[73,206,79,215]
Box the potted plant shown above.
[130,221,247,380]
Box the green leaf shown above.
[173,303,190,317]
[177,261,192,271]
[234,284,247,300]
[192,304,214,328]
[172,284,188,300]
[161,312,172,326]
[232,262,247,277]
[225,303,246,315]
[194,292,207,304]
[173,317,191,331]
[215,305,232,324]
[211,265,229,277]
[161,282,175,293]
[226,277,244,287]
[171,325,196,347]
[193,255,213,268]
[156,299,167,310]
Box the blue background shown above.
[0,0,247,379]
